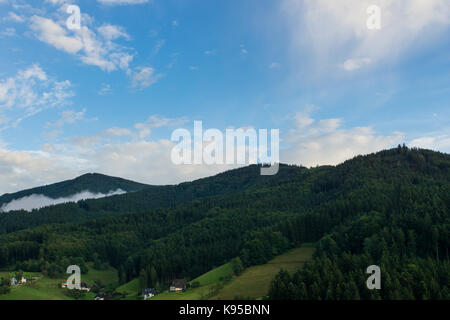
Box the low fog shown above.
[0,189,127,212]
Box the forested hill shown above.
[0,173,150,207]
[0,164,307,234]
[0,146,448,299]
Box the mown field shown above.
[212,246,314,300]
[147,245,314,300]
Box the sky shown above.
[0,0,449,195]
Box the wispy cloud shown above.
[0,27,16,37]
[29,15,134,72]
[269,62,281,69]
[130,66,162,89]
[0,65,74,129]
[282,0,450,72]
[97,0,149,5]
[98,83,112,95]
[339,58,372,71]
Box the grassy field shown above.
[0,246,313,300]
[149,262,235,300]
[190,262,234,286]
[148,245,314,300]
[82,264,118,286]
[212,246,314,300]
[116,278,140,300]
[0,264,117,300]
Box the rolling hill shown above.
[0,146,448,300]
[0,173,150,209]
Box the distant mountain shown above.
[0,173,150,209]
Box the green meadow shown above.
[0,263,117,300]
[213,246,314,300]
[147,245,314,301]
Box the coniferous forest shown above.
[0,146,448,300]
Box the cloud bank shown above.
[0,189,126,212]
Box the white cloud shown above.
[30,15,84,54]
[283,107,404,166]
[0,136,235,195]
[0,65,74,128]
[0,189,126,212]
[282,0,450,71]
[4,12,25,23]
[340,58,372,71]
[269,62,281,69]
[0,147,89,195]
[409,135,450,152]
[98,83,112,95]
[153,39,165,54]
[97,0,149,5]
[102,127,134,137]
[130,66,162,89]
[44,109,94,138]
[240,44,248,55]
[0,27,16,37]
[29,15,134,72]
[98,24,130,41]
[45,0,73,5]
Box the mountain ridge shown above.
[0,172,151,207]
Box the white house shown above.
[10,277,17,286]
[142,288,156,300]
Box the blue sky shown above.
[0,0,449,194]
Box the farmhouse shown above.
[10,277,17,286]
[170,279,186,292]
[142,288,156,300]
[80,282,91,292]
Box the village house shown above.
[169,279,186,292]
[142,288,156,300]
[80,282,91,292]
[11,276,27,286]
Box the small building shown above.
[80,282,91,292]
[142,288,156,300]
[95,293,113,300]
[10,277,17,286]
[20,277,27,285]
[169,279,186,292]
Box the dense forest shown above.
[0,146,448,299]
